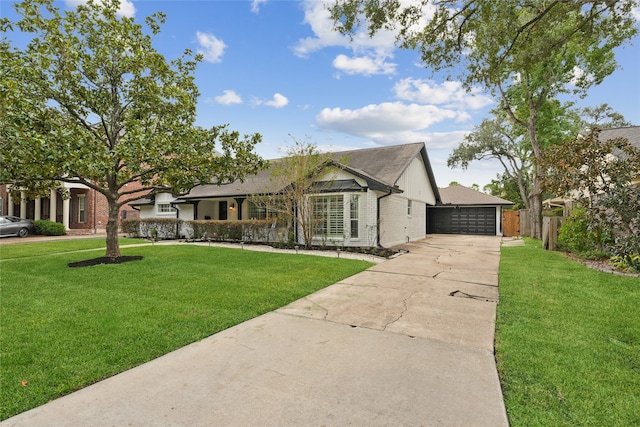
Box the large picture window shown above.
[312,195,344,237]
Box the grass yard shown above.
[0,242,373,420]
[0,237,141,259]
[496,239,640,426]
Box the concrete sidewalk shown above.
[2,235,509,427]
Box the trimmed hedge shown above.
[34,220,66,236]
[121,218,141,237]
[121,218,183,240]
[190,220,273,242]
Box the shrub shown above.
[557,206,612,258]
[138,218,182,240]
[610,254,640,273]
[121,218,140,237]
[34,220,66,236]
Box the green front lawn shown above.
[497,239,640,426]
[0,237,141,260]
[0,243,372,420]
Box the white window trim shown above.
[312,194,344,238]
[78,194,86,223]
[157,203,173,214]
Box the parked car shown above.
[0,216,36,238]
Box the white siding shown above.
[379,194,427,247]
[396,155,437,204]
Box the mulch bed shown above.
[68,256,143,268]
[564,253,640,277]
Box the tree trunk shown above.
[105,197,121,258]
[530,172,543,239]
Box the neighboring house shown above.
[427,185,514,236]
[0,183,140,234]
[599,126,640,186]
[134,143,515,246]
[543,125,640,209]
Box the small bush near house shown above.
[34,220,66,236]
[189,220,272,242]
[557,206,611,259]
[121,218,140,237]
[138,218,183,240]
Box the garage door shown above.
[427,207,496,235]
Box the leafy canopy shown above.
[329,0,637,238]
[0,0,265,257]
[543,129,640,267]
[1,0,265,200]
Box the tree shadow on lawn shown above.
[68,256,143,268]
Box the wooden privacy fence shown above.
[502,210,520,237]
[542,216,564,250]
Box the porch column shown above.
[50,189,57,223]
[235,198,246,220]
[8,192,14,216]
[20,191,27,218]
[34,197,41,220]
[62,197,70,230]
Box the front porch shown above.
[6,185,96,234]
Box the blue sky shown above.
[3,0,639,189]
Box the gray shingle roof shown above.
[178,142,441,201]
[439,185,513,206]
[599,126,640,149]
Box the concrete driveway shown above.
[2,235,509,427]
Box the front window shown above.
[249,202,267,220]
[312,195,344,237]
[350,194,359,238]
[157,203,172,213]
[78,195,86,223]
[407,199,412,216]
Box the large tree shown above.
[0,0,265,258]
[329,0,637,238]
[543,129,640,270]
[448,100,581,209]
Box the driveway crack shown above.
[383,291,415,331]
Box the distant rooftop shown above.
[438,185,513,206]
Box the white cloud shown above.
[214,90,242,105]
[255,93,289,108]
[294,1,399,77]
[569,65,595,87]
[251,0,268,14]
[316,102,470,143]
[65,0,135,17]
[333,54,396,76]
[394,78,493,110]
[196,32,227,63]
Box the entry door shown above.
[219,201,228,220]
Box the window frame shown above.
[312,194,344,238]
[350,194,359,238]
[78,194,86,223]
[157,203,173,214]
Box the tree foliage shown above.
[449,101,581,210]
[543,129,640,268]
[0,0,265,257]
[580,103,633,129]
[330,0,638,238]
[483,174,527,210]
[250,138,340,248]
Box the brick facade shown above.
[0,183,144,234]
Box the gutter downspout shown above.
[376,190,393,248]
